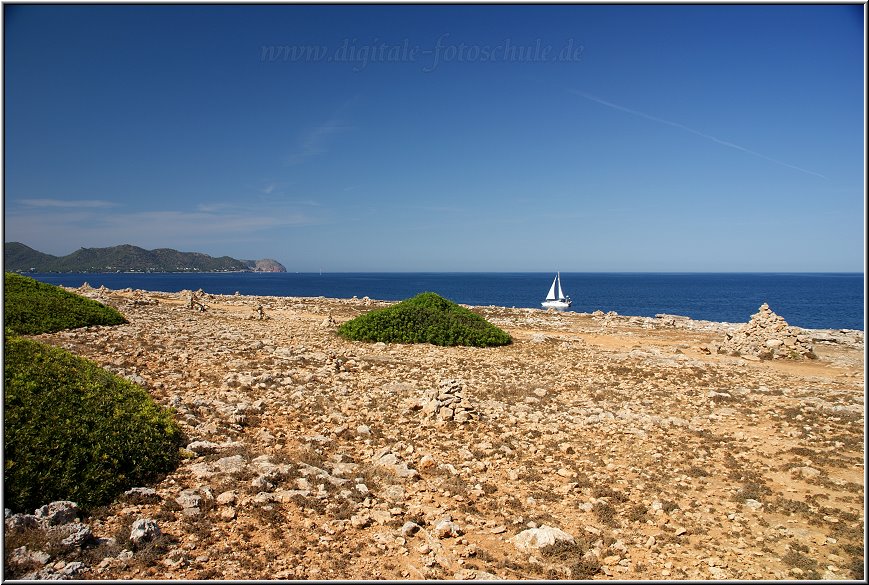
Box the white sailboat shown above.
[541,272,572,309]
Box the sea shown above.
[25,272,864,331]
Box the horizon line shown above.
[14,269,864,275]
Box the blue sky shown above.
[3,4,865,271]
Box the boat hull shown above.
[541,300,571,309]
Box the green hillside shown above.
[4,242,286,273]
[4,242,58,271]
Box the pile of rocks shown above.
[419,379,478,423]
[717,303,816,360]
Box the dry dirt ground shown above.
[13,287,866,580]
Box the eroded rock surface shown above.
[8,287,862,580]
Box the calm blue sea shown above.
[25,272,864,331]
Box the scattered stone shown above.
[511,525,575,551]
[433,519,463,539]
[251,475,275,492]
[60,561,88,578]
[216,491,237,506]
[23,286,861,581]
[123,487,161,504]
[214,455,247,475]
[5,513,40,531]
[176,489,203,511]
[57,523,94,548]
[351,513,372,529]
[382,484,406,503]
[129,519,161,547]
[419,379,479,423]
[186,440,223,455]
[34,501,79,526]
[375,451,420,480]
[9,546,51,567]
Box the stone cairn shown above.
[420,379,478,423]
[184,290,208,312]
[718,303,816,360]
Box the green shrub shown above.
[4,335,183,512]
[4,272,127,335]
[337,292,511,347]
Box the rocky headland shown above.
[5,287,864,580]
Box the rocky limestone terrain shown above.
[4,286,864,580]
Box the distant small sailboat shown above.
[542,272,572,309]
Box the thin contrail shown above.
[571,90,827,179]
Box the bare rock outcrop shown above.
[718,303,816,360]
[5,501,96,579]
[243,258,287,272]
[511,525,576,551]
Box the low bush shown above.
[4,335,183,512]
[4,272,127,334]
[337,292,511,347]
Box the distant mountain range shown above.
[4,243,286,273]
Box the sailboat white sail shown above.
[545,277,558,301]
[541,272,572,309]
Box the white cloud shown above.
[195,202,237,213]
[18,198,119,208]
[4,203,317,255]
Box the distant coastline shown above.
[4,242,286,274]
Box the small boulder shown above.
[216,491,237,506]
[59,561,88,578]
[434,519,463,539]
[123,487,161,504]
[511,525,575,551]
[176,489,202,511]
[129,518,161,547]
[401,521,422,538]
[58,523,94,548]
[5,513,40,532]
[214,455,246,475]
[186,440,222,455]
[34,501,79,526]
